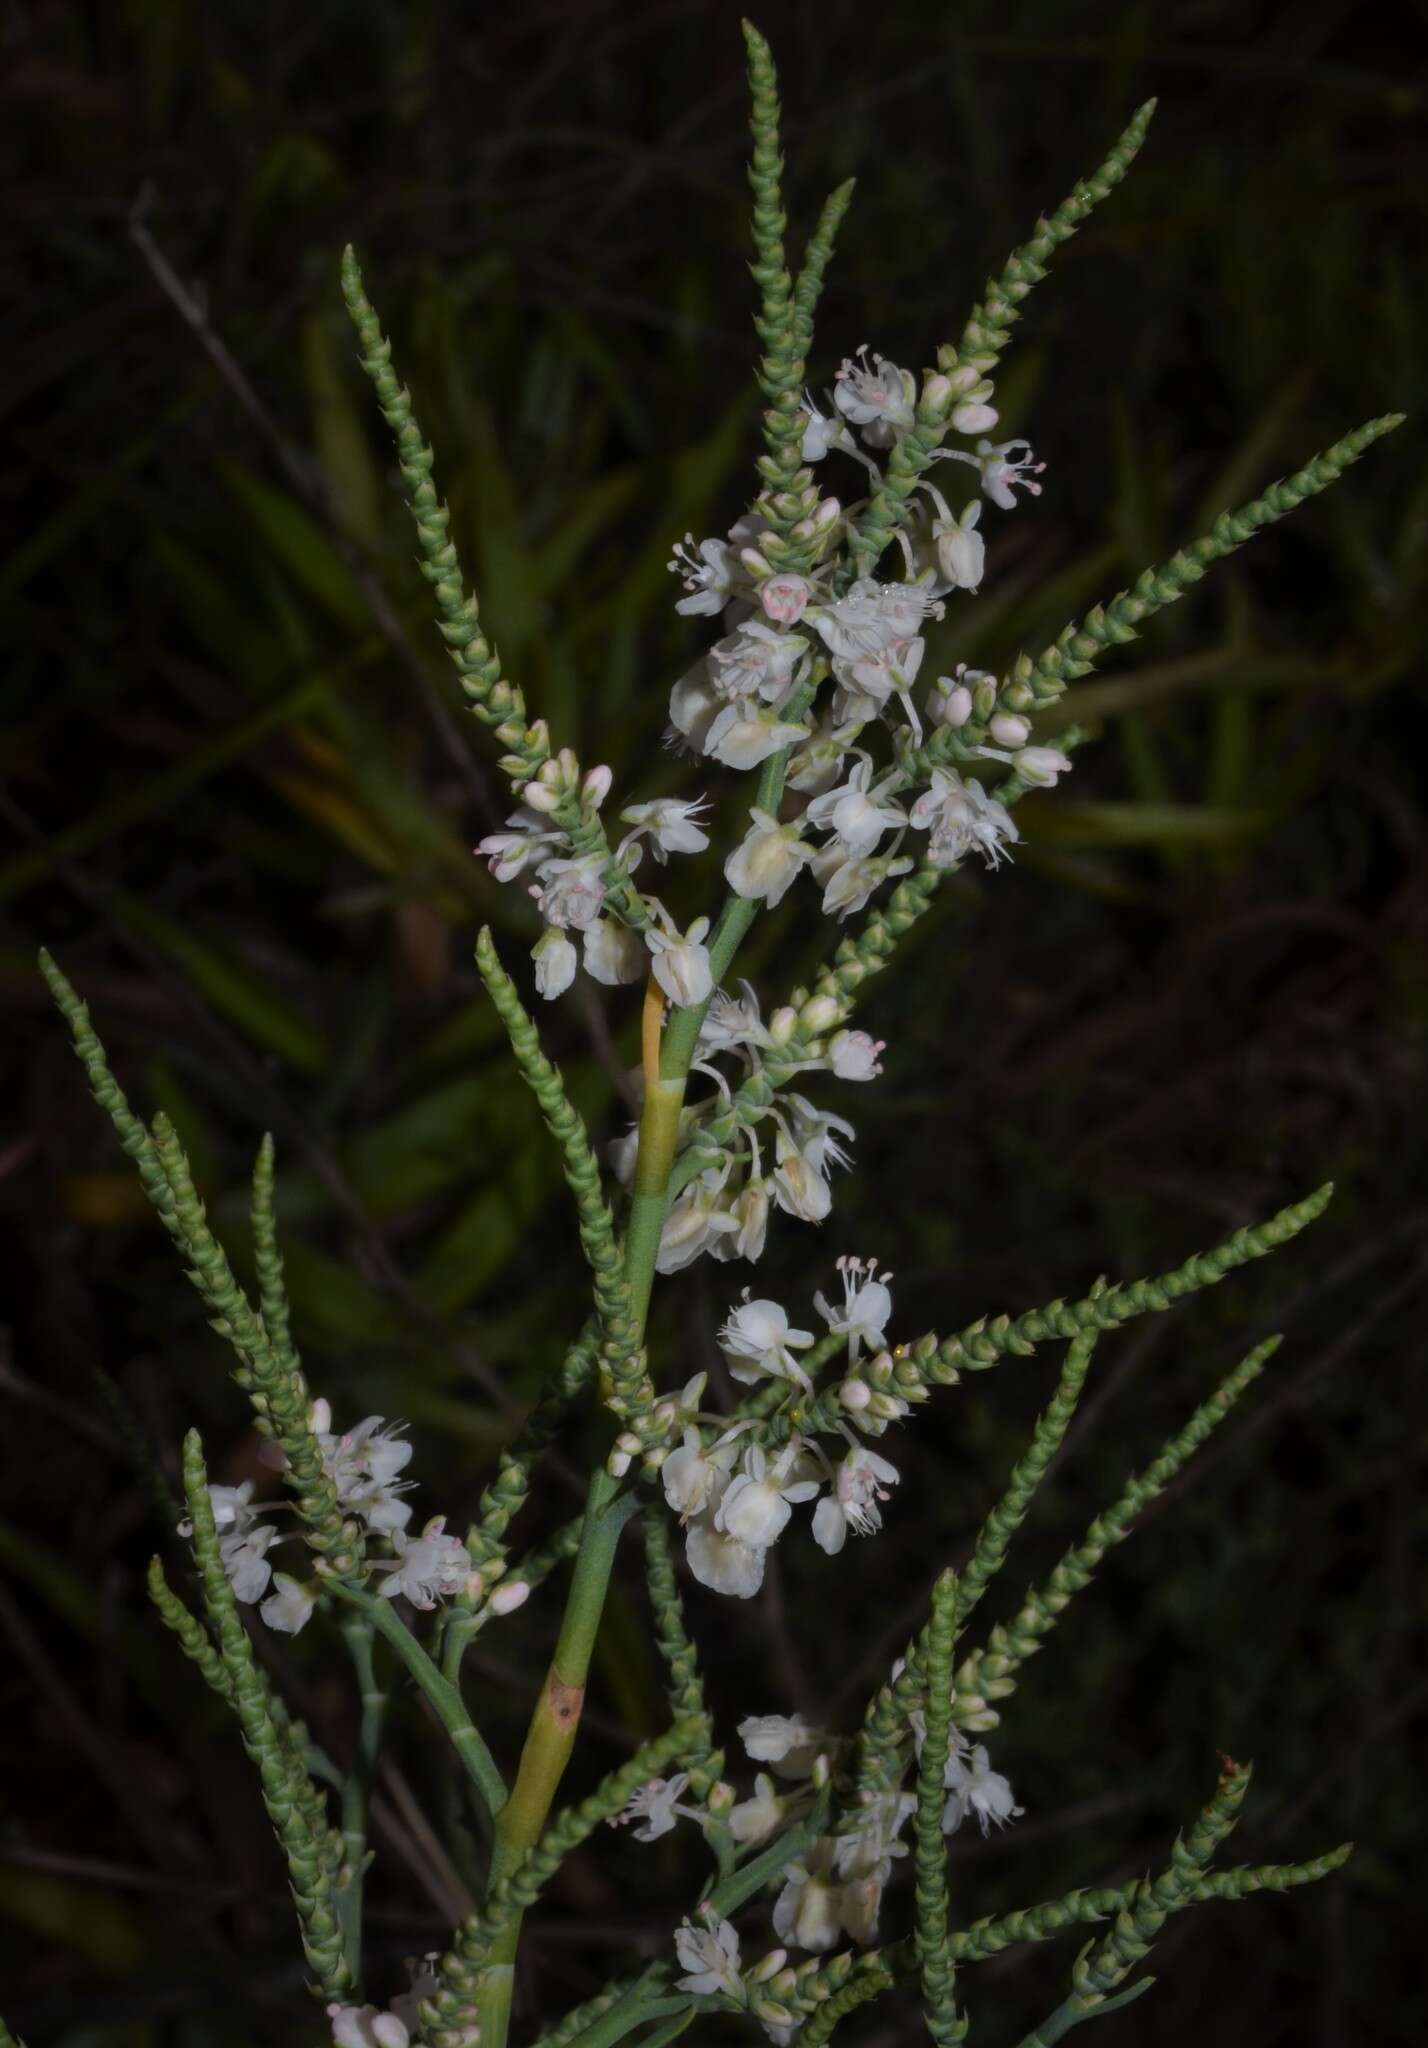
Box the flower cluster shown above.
[653,1269,903,1599]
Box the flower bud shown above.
[707,1780,736,1812]
[839,1378,872,1412]
[810,1752,831,1788]
[929,677,973,729]
[953,400,999,434]
[1001,677,1035,711]
[799,993,841,1032]
[768,1005,799,1045]
[739,547,773,581]
[921,371,953,412]
[521,780,562,815]
[606,1443,633,1478]
[490,1580,530,1616]
[1014,745,1073,787]
[944,363,980,394]
[748,1948,789,1984]
[973,675,998,720]
[990,712,1030,748]
[582,763,613,809]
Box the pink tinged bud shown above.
[953,401,999,434]
[490,1580,529,1615]
[989,712,1031,748]
[760,575,812,625]
[521,780,562,814]
[708,1780,736,1812]
[839,1378,872,1411]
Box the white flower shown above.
[723,1175,771,1263]
[686,1512,766,1598]
[327,2004,409,2048]
[786,717,856,796]
[532,925,577,998]
[706,703,809,771]
[376,1516,470,1610]
[943,436,1046,510]
[909,769,1018,870]
[761,574,812,625]
[833,634,926,726]
[772,1842,844,1952]
[221,1520,277,1604]
[609,1770,694,1842]
[475,806,563,882]
[811,1432,900,1555]
[943,1744,1024,1836]
[206,1481,256,1532]
[931,495,985,592]
[583,916,645,986]
[805,757,906,858]
[260,1572,319,1635]
[817,850,913,921]
[813,577,941,661]
[668,665,722,753]
[662,1426,740,1521]
[657,1165,740,1272]
[814,1255,893,1363]
[725,809,814,907]
[716,1442,820,1550]
[833,1792,916,1879]
[531,854,605,930]
[646,914,713,1007]
[720,1295,816,1390]
[800,393,852,462]
[619,796,711,862]
[699,980,770,1056]
[738,1713,827,1776]
[770,1097,855,1223]
[833,346,916,447]
[709,621,808,705]
[827,1030,884,1080]
[320,1414,414,1535]
[729,1771,785,1845]
[675,1911,745,2000]
[668,532,738,615]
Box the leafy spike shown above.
[475,927,659,1451]
[178,1432,351,1998]
[913,1570,969,2046]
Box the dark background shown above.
[3,0,1426,2043]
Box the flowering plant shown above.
[24,22,1401,2048]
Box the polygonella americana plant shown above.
[28,21,1401,2048]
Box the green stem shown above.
[337,1615,387,1989]
[474,700,811,2048]
[326,1580,507,1822]
[477,1471,642,2048]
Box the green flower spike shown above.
[475,928,660,1453]
[177,1430,352,2000]
[913,1569,970,2047]
[340,248,647,933]
[846,100,1156,582]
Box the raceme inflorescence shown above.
[24,21,1401,2048]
